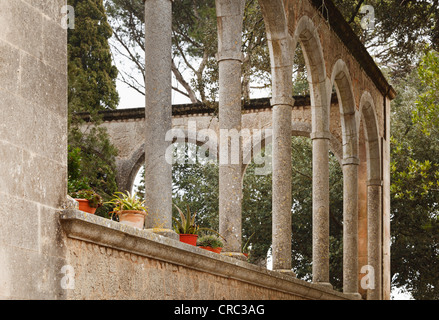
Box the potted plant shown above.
[173,204,224,246]
[172,204,200,245]
[106,191,148,229]
[70,189,103,214]
[197,234,224,254]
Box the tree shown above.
[68,0,120,217]
[105,0,270,103]
[390,50,439,300]
[333,0,439,78]
[68,0,119,115]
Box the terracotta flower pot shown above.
[118,210,147,229]
[75,199,97,215]
[199,246,223,254]
[179,234,198,246]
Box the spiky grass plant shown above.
[106,191,147,217]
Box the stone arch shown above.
[331,59,361,296]
[258,0,293,101]
[330,59,358,161]
[116,143,145,194]
[118,128,219,195]
[358,90,382,300]
[241,121,343,175]
[359,91,381,182]
[292,15,330,134]
[291,15,334,287]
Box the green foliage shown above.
[334,0,438,78]
[106,0,270,103]
[173,204,200,235]
[106,191,147,215]
[68,0,119,117]
[197,235,224,249]
[172,204,223,238]
[68,0,120,219]
[390,52,439,299]
[68,126,119,217]
[413,50,439,136]
[171,144,220,230]
[67,145,91,193]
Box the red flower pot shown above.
[179,234,198,246]
[76,199,97,215]
[199,246,223,254]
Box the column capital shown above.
[271,96,295,107]
[216,51,243,63]
[342,157,360,166]
[310,131,331,140]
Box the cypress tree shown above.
[67,0,120,217]
[68,0,119,115]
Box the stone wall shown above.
[60,210,354,300]
[0,0,68,299]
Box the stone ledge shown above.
[59,209,359,300]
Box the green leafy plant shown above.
[173,204,224,239]
[70,189,103,208]
[172,204,201,234]
[197,234,224,249]
[106,191,147,216]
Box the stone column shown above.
[216,0,246,259]
[272,98,294,273]
[143,0,178,239]
[342,158,361,298]
[311,131,332,288]
[367,180,382,300]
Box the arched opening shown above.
[241,141,273,268]
[330,59,361,296]
[292,15,332,287]
[241,123,344,289]
[359,91,382,300]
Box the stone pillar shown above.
[367,180,382,300]
[357,136,368,299]
[342,158,361,298]
[311,131,332,288]
[144,0,178,240]
[216,0,246,259]
[272,98,294,273]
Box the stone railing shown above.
[59,210,359,300]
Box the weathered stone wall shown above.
[0,0,68,299]
[66,238,308,300]
[60,210,354,300]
